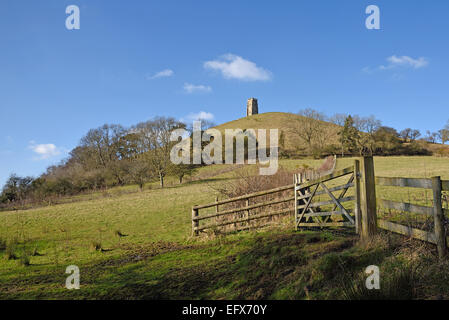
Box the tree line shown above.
[0,117,201,207]
[290,109,449,158]
[1,112,448,208]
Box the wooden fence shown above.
[191,184,295,236]
[376,175,449,259]
[191,156,448,259]
[294,165,357,229]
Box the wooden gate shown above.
[295,164,359,231]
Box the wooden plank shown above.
[360,157,377,240]
[192,208,199,236]
[193,184,294,210]
[354,159,362,235]
[377,219,436,244]
[442,180,449,191]
[193,196,295,221]
[321,182,355,225]
[375,176,432,189]
[303,210,353,218]
[196,208,294,231]
[296,182,354,201]
[297,222,354,227]
[432,176,447,259]
[378,199,433,216]
[296,184,319,224]
[296,166,355,190]
[296,196,355,210]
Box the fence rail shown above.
[192,183,295,236]
[190,157,449,260]
[376,175,448,259]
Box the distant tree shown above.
[410,129,421,141]
[329,113,348,126]
[351,115,380,156]
[424,130,439,144]
[79,124,128,185]
[134,117,186,188]
[338,115,359,156]
[438,129,449,145]
[1,174,35,203]
[292,108,328,156]
[364,116,381,155]
[124,158,152,191]
[373,127,401,154]
[399,128,412,141]
[171,164,198,184]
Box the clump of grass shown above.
[4,240,18,260]
[341,262,418,300]
[30,246,41,256]
[91,241,103,251]
[0,238,6,250]
[18,251,31,267]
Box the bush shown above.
[435,147,449,157]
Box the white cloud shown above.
[183,83,212,93]
[147,69,174,79]
[380,55,429,70]
[204,54,272,81]
[28,141,62,160]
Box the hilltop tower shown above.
[246,98,258,116]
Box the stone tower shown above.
[246,98,258,116]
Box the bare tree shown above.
[410,129,421,141]
[291,108,327,155]
[438,129,449,145]
[351,115,381,156]
[134,117,185,188]
[79,124,128,185]
[329,113,348,126]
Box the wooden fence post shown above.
[432,176,447,260]
[359,156,377,241]
[246,197,250,228]
[354,159,362,235]
[215,197,219,213]
[192,207,199,236]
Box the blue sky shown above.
[1,0,449,186]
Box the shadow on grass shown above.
[1,230,445,300]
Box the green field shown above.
[1,156,449,299]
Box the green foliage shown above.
[338,115,359,154]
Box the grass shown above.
[0,156,448,299]
[214,112,341,152]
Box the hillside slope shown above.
[213,112,341,152]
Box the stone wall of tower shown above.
[246,98,258,116]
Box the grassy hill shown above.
[213,112,341,152]
[1,157,449,299]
